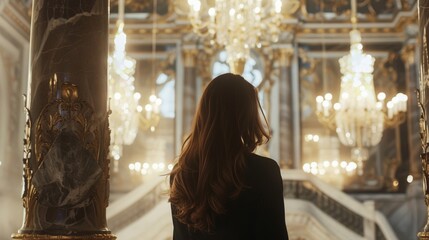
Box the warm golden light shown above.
[128,161,174,176]
[108,19,140,167]
[407,175,414,183]
[186,0,298,73]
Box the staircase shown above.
[107,170,398,240]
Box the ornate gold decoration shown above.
[104,108,112,208]
[261,47,277,92]
[299,0,404,22]
[196,48,214,85]
[183,48,198,67]
[278,48,294,67]
[419,231,429,240]
[35,75,99,168]
[21,94,33,224]
[417,89,429,239]
[109,0,174,20]
[12,233,116,240]
[17,74,114,236]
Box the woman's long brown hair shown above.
[169,73,270,232]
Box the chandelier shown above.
[186,0,298,74]
[108,20,140,168]
[315,0,407,175]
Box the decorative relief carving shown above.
[300,0,408,22]
[417,89,429,238]
[110,0,172,18]
[18,74,113,234]
[34,76,99,168]
[22,94,33,223]
[103,109,112,208]
[31,77,102,210]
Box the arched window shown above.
[156,72,175,118]
[212,50,264,87]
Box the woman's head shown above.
[169,73,270,232]
[193,73,269,152]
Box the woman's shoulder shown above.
[246,153,280,173]
[247,153,279,166]
[245,153,283,191]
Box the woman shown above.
[169,73,288,240]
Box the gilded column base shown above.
[11,233,116,240]
[418,232,429,239]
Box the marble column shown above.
[13,0,115,239]
[278,47,294,168]
[417,0,429,238]
[401,39,421,179]
[182,47,198,139]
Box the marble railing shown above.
[107,170,397,240]
[107,177,169,233]
[283,180,364,235]
[282,170,396,240]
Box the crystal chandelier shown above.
[186,0,298,74]
[108,0,140,169]
[315,0,407,175]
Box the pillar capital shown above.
[401,42,416,65]
[273,45,294,67]
[182,47,199,67]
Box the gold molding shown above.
[278,48,294,67]
[401,43,417,65]
[418,231,429,239]
[296,13,417,35]
[182,48,198,68]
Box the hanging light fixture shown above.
[303,4,359,180]
[108,0,140,171]
[185,0,299,74]
[137,0,162,133]
[315,0,408,175]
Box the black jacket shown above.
[171,153,289,240]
